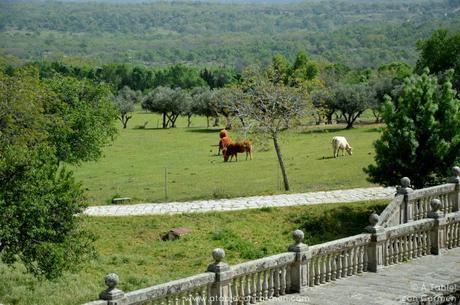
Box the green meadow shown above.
[0,200,388,305]
[72,108,383,205]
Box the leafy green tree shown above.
[142,86,191,128]
[416,29,460,91]
[365,70,460,188]
[191,87,218,128]
[0,68,96,279]
[332,83,375,129]
[114,86,137,129]
[235,80,310,191]
[44,76,118,164]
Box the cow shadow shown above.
[186,128,220,134]
[317,156,335,160]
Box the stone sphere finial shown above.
[292,229,305,244]
[430,199,442,212]
[104,273,119,290]
[400,177,411,188]
[212,248,225,263]
[368,213,380,226]
[453,166,460,177]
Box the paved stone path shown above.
[262,247,460,305]
[84,186,396,217]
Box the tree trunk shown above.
[225,115,232,130]
[162,113,167,129]
[273,135,289,191]
[187,114,192,128]
[213,116,220,127]
[206,116,210,128]
[170,114,179,128]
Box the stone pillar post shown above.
[396,177,413,223]
[365,213,386,272]
[448,166,460,212]
[288,229,310,293]
[99,273,127,305]
[428,199,447,255]
[207,248,232,305]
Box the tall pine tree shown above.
[364,69,460,188]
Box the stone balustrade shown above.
[308,234,370,286]
[82,169,460,305]
[378,166,460,227]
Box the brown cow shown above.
[222,139,253,162]
[218,136,232,156]
[219,129,229,139]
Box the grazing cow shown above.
[223,140,253,162]
[219,129,229,139]
[218,136,232,156]
[331,136,353,158]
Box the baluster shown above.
[336,254,342,279]
[326,254,332,281]
[342,251,348,277]
[397,237,403,263]
[231,279,238,305]
[187,291,193,305]
[331,254,337,280]
[353,247,359,274]
[280,267,287,295]
[320,256,326,284]
[262,270,269,299]
[357,246,363,273]
[417,231,423,257]
[238,277,244,305]
[244,275,251,305]
[455,223,459,247]
[363,246,368,272]
[257,272,263,301]
[347,248,353,276]
[268,269,274,298]
[250,273,256,304]
[423,231,429,256]
[273,268,280,297]
[202,286,208,305]
[315,257,321,284]
[308,259,315,286]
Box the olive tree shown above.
[235,81,310,191]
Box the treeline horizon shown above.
[1,0,459,68]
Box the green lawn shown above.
[0,199,388,305]
[72,108,383,205]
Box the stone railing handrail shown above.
[230,252,296,278]
[407,184,456,201]
[309,233,370,256]
[377,195,404,227]
[378,167,460,227]
[384,218,435,236]
[124,272,215,304]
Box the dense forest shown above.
[1,0,459,68]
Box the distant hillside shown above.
[1,0,459,68]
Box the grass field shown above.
[0,199,388,305]
[72,108,383,205]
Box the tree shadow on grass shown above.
[301,127,346,134]
[293,203,387,245]
[186,128,220,134]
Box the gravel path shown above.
[83,186,396,217]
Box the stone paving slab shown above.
[262,247,460,305]
[83,186,395,217]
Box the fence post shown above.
[448,166,460,212]
[288,229,310,293]
[207,248,232,305]
[99,273,127,305]
[365,213,386,272]
[396,177,413,223]
[428,199,447,255]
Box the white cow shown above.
[331,136,353,158]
